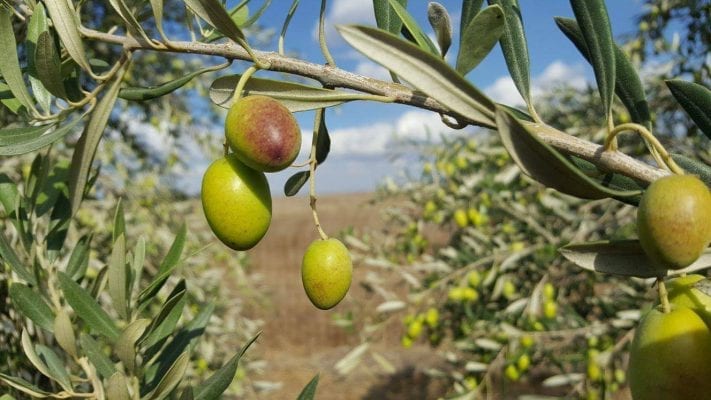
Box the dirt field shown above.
[238,193,449,399]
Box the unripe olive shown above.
[201,155,271,250]
[225,95,301,172]
[628,306,711,400]
[301,238,352,310]
[637,174,711,270]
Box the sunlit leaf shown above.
[456,5,504,75]
[373,0,408,34]
[108,0,153,43]
[1,233,35,285]
[68,73,123,215]
[116,319,151,373]
[58,272,121,341]
[338,25,495,127]
[108,234,128,319]
[147,352,190,400]
[569,0,616,119]
[79,334,116,379]
[9,284,54,331]
[671,153,711,188]
[185,0,246,43]
[487,0,530,105]
[0,117,83,156]
[44,0,93,73]
[142,281,186,348]
[66,234,92,280]
[26,2,52,112]
[0,7,37,113]
[666,79,711,140]
[210,75,352,112]
[460,0,485,40]
[53,310,77,357]
[427,2,453,57]
[138,223,187,305]
[560,241,711,278]
[387,0,439,55]
[0,372,51,398]
[495,107,640,199]
[106,372,131,400]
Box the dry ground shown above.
[237,193,449,399]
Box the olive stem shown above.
[604,122,685,175]
[318,0,336,66]
[658,278,671,313]
[606,113,618,151]
[309,109,329,241]
[232,65,259,104]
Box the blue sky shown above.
[156,1,650,196]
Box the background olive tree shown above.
[0,0,709,399]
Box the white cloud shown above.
[313,0,376,46]
[485,60,588,106]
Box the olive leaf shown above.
[427,2,453,57]
[460,0,485,40]
[194,334,260,400]
[284,171,310,197]
[373,0,408,34]
[456,5,505,75]
[44,0,93,74]
[386,0,439,55]
[0,7,37,114]
[297,374,320,400]
[35,31,69,100]
[666,79,711,140]
[120,63,227,101]
[9,284,54,331]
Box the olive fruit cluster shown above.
[201,95,301,251]
[637,174,711,271]
[628,276,711,400]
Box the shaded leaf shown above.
[120,63,227,101]
[66,234,92,280]
[20,330,57,388]
[554,17,650,128]
[46,193,71,257]
[560,241,711,278]
[495,107,640,199]
[138,223,187,305]
[35,344,73,391]
[210,75,352,112]
[456,5,505,75]
[284,171,309,197]
[108,0,152,43]
[666,79,711,140]
[142,281,187,348]
[35,30,68,99]
[487,0,531,105]
[148,351,190,400]
[427,2,453,56]
[106,372,131,400]
[569,0,616,119]
[387,0,439,55]
[671,153,711,188]
[315,111,330,165]
[26,2,52,112]
[0,117,83,156]
[241,0,271,29]
[0,233,35,285]
[44,0,93,73]
[9,283,54,331]
[68,73,123,215]
[185,0,246,43]
[296,374,320,400]
[0,124,52,146]
[194,334,260,400]
[79,334,116,379]
[108,234,128,319]
[58,272,121,341]
[53,309,77,357]
[0,7,36,112]
[150,0,169,42]
[338,25,495,127]
[113,198,125,244]
[0,373,51,398]
[116,318,151,373]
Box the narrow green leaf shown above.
[387,0,439,55]
[373,0,408,34]
[138,223,187,304]
[68,73,123,215]
[495,107,640,199]
[560,241,711,278]
[148,352,190,400]
[278,0,300,53]
[53,309,78,357]
[210,75,352,112]
[0,81,23,114]
[487,0,531,105]
[569,0,616,119]
[150,0,169,41]
[108,234,128,319]
[26,3,52,113]
[554,17,650,129]
[0,7,37,113]
[180,388,194,400]
[0,373,51,398]
[460,0,485,41]
[284,171,310,197]
[666,80,711,140]
[9,283,54,331]
[115,318,151,373]
[194,334,261,400]
[66,234,92,280]
[120,63,227,101]
[315,111,330,165]
[185,0,246,43]
[0,116,83,156]
[79,334,116,379]
[43,0,93,73]
[113,199,125,243]
[1,233,34,285]
[58,272,121,341]
[20,330,56,388]
[296,374,320,400]
[455,5,505,75]
[672,154,711,188]
[46,193,71,257]
[35,31,68,99]
[206,2,251,42]
[0,124,52,146]
[142,282,187,348]
[35,344,73,391]
[427,2,453,56]
[108,0,153,44]
[241,0,271,29]
[337,25,496,127]
[106,372,131,400]
[130,235,146,298]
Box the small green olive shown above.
[301,238,352,310]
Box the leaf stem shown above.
[605,122,684,175]
[318,0,336,66]
[309,109,328,241]
[232,64,259,103]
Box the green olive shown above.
[301,238,352,310]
